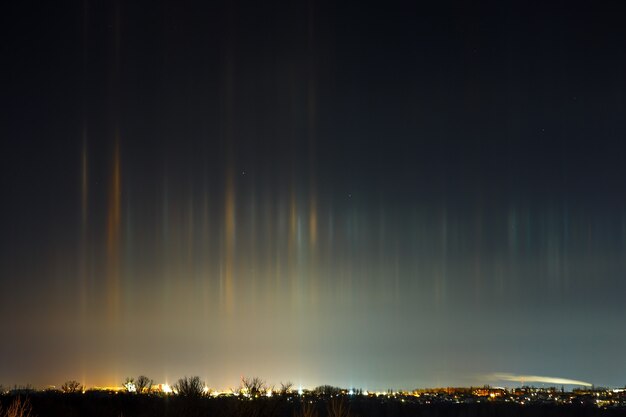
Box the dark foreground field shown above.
[1,393,624,417]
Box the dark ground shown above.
[1,393,624,417]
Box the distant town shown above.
[2,377,626,417]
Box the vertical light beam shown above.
[106,137,121,319]
[224,170,235,313]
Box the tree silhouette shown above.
[314,385,342,396]
[280,381,294,395]
[123,377,136,393]
[61,380,82,393]
[135,375,153,394]
[174,376,205,397]
[240,376,267,397]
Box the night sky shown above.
[2,1,626,390]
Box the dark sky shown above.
[2,0,626,390]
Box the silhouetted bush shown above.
[327,397,351,417]
[295,402,318,417]
[4,396,34,417]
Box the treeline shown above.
[1,390,624,417]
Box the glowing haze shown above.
[489,374,593,388]
[2,1,626,390]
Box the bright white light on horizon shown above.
[162,384,173,394]
[489,373,593,387]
